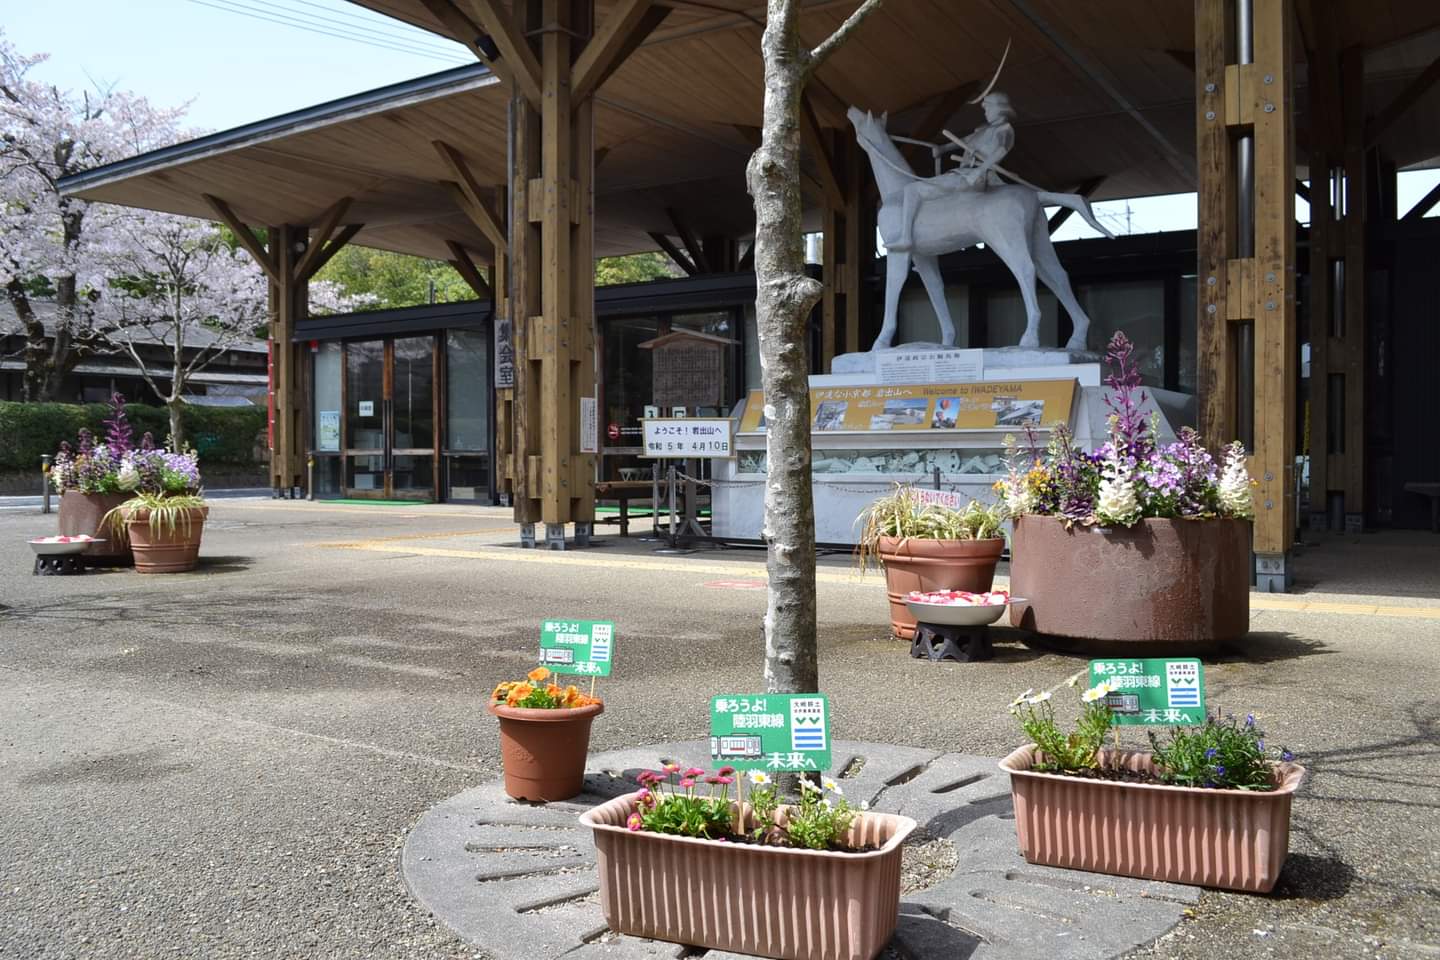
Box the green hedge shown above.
[0,401,266,472]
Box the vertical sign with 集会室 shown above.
[709,693,831,772]
[539,619,615,676]
[1089,658,1205,725]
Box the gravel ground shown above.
[1,502,1437,959]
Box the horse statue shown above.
[847,106,1113,352]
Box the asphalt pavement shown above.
[1,501,1437,959]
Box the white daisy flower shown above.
[821,777,843,795]
[1027,690,1052,704]
[748,770,770,785]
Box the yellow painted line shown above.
[310,539,1440,621]
[217,502,510,519]
[315,527,517,545]
[314,540,872,585]
[1252,596,1440,620]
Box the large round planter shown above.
[1001,745,1305,893]
[877,536,1005,640]
[1008,516,1250,645]
[125,506,208,574]
[57,491,132,566]
[488,701,603,801]
[582,795,916,960]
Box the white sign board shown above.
[876,349,984,385]
[357,400,375,417]
[579,396,598,454]
[911,488,963,509]
[642,418,733,458]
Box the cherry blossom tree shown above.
[98,211,362,448]
[0,29,186,401]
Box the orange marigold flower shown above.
[491,682,511,702]
[506,682,535,705]
[528,666,550,683]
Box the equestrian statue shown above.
[848,49,1113,352]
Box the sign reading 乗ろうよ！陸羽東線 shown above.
[709,693,831,772]
[1089,658,1205,726]
[539,619,615,677]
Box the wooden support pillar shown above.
[270,224,308,498]
[1196,0,1297,589]
[503,0,598,548]
[1338,46,1366,528]
[820,132,865,370]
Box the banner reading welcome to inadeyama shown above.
[737,379,1077,434]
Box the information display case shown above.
[713,378,1080,544]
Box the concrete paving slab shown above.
[403,741,1196,960]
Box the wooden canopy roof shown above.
[63,0,1440,264]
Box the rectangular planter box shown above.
[580,795,916,960]
[1000,745,1306,893]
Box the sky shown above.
[6,0,1438,238]
[5,0,469,132]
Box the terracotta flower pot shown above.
[488,701,603,801]
[581,796,916,960]
[125,506,208,574]
[1008,516,1250,645]
[1000,744,1306,893]
[58,491,132,566]
[877,535,1005,640]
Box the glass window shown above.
[986,288,1058,348]
[742,305,761,393]
[447,455,489,501]
[446,329,489,451]
[603,315,660,431]
[314,342,342,452]
[392,336,434,450]
[1178,277,1197,395]
[312,455,342,497]
[346,341,385,451]
[1077,280,1166,388]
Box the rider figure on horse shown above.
[890,92,1016,252]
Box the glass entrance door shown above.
[343,337,437,500]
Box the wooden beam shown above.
[1047,176,1105,234]
[800,94,845,209]
[1366,54,1440,146]
[434,140,507,255]
[446,240,492,299]
[297,223,362,284]
[1000,0,1195,182]
[458,0,544,107]
[666,207,710,273]
[649,231,698,276]
[1402,177,1440,220]
[203,194,276,283]
[416,0,519,88]
[572,0,670,102]
[293,196,352,282]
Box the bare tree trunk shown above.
[168,400,185,451]
[748,0,882,694]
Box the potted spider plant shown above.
[103,442,207,574]
[855,485,1006,640]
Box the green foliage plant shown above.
[1008,677,1115,773]
[855,484,1006,573]
[1148,713,1293,791]
[104,492,207,540]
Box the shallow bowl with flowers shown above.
[905,588,1024,627]
[28,534,104,556]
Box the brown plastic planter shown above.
[488,701,603,801]
[581,796,916,960]
[1008,516,1250,645]
[125,506,208,574]
[878,536,1005,640]
[58,491,132,566]
[1000,745,1306,893]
